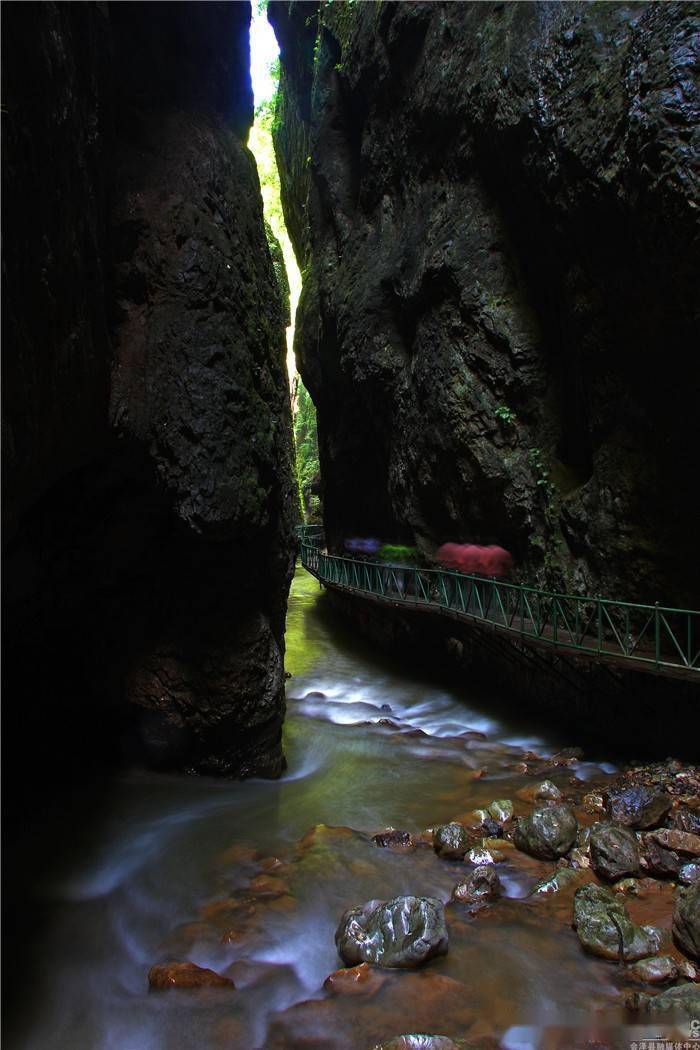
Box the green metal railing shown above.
[297,526,699,679]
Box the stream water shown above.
[12,566,690,1050]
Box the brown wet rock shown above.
[672,807,700,836]
[516,780,563,804]
[249,874,289,897]
[582,793,606,814]
[148,960,234,991]
[372,828,413,849]
[626,955,678,985]
[451,865,501,906]
[323,962,387,997]
[372,1038,471,1050]
[647,828,700,857]
[573,883,661,962]
[641,834,682,878]
[265,970,477,1050]
[299,824,360,851]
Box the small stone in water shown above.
[372,828,412,848]
[373,1037,464,1050]
[466,847,497,864]
[488,799,514,822]
[452,863,500,905]
[323,962,386,996]
[148,961,234,991]
[627,956,678,984]
[433,822,471,860]
[535,780,562,802]
[613,878,642,896]
[582,792,605,813]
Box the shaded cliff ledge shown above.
[2,1,296,783]
[270,0,700,609]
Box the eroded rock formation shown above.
[3,2,295,779]
[270,0,699,607]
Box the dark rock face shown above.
[589,823,642,882]
[572,884,661,962]
[335,895,448,968]
[2,3,295,780]
[270,0,700,606]
[514,804,577,860]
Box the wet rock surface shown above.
[514,804,578,860]
[673,883,700,960]
[608,786,672,830]
[451,865,501,907]
[433,823,472,861]
[573,884,661,962]
[335,896,449,969]
[628,983,700,1020]
[148,961,234,991]
[589,823,641,882]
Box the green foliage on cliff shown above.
[294,380,321,523]
[265,221,291,326]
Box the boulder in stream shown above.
[572,883,661,962]
[433,823,471,860]
[335,895,448,968]
[607,785,672,829]
[673,882,700,960]
[452,864,500,905]
[513,804,577,859]
[589,823,641,881]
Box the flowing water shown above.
[11,567,690,1050]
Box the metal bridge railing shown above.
[297,526,699,678]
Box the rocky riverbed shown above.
[12,568,700,1050]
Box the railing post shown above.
[655,602,660,667]
[597,596,602,653]
[553,598,558,644]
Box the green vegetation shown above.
[294,380,322,523]
[529,446,554,497]
[495,405,516,426]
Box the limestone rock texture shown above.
[270,0,699,606]
[2,2,296,781]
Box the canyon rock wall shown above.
[270,0,699,608]
[2,2,295,779]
